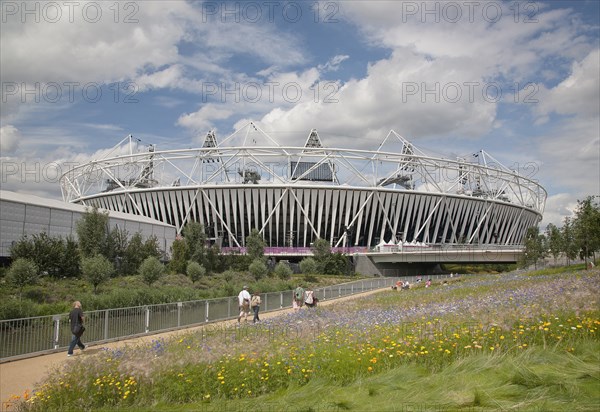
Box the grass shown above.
[9,268,600,411]
[163,344,599,412]
[0,272,359,320]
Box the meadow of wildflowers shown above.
[12,269,600,411]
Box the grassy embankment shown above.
[10,267,600,411]
[0,272,357,320]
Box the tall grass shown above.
[11,269,600,411]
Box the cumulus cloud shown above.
[177,105,234,136]
[0,125,21,154]
[318,55,350,72]
[254,49,497,146]
[541,193,579,228]
[535,50,600,119]
[1,1,307,125]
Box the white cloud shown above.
[1,2,193,86]
[177,105,234,136]
[318,55,350,72]
[0,125,21,153]
[254,50,497,146]
[535,50,600,119]
[541,193,578,228]
[1,1,307,125]
[337,3,592,79]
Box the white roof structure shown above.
[58,122,546,252]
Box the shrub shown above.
[274,261,293,280]
[139,256,165,286]
[81,255,114,293]
[160,273,194,288]
[0,298,38,319]
[169,238,189,275]
[300,257,318,275]
[249,258,267,280]
[8,258,39,296]
[186,261,206,283]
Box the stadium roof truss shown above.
[60,122,546,249]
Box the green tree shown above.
[81,254,113,293]
[10,233,65,277]
[246,229,265,263]
[205,244,224,273]
[8,258,39,298]
[76,207,109,258]
[299,257,318,275]
[311,238,331,261]
[169,237,189,274]
[122,233,144,276]
[249,258,267,280]
[573,196,600,268]
[273,261,293,280]
[142,235,162,260]
[311,238,331,272]
[62,236,81,278]
[521,226,546,269]
[322,253,351,275]
[183,222,207,264]
[9,235,34,262]
[139,256,165,286]
[545,223,563,265]
[186,261,206,283]
[103,226,129,272]
[561,217,578,265]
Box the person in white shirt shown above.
[237,286,251,323]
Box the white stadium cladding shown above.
[60,122,546,256]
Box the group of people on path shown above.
[237,284,318,324]
[237,286,262,324]
[392,277,436,291]
[292,284,317,310]
[68,283,320,356]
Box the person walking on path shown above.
[237,286,251,323]
[251,291,261,323]
[304,287,317,308]
[67,301,86,356]
[293,284,304,310]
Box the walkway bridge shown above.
[222,245,523,276]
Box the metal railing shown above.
[3,276,457,362]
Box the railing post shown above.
[104,310,109,341]
[205,301,209,323]
[264,293,268,311]
[351,283,354,294]
[228,297,231,318]
[52,315,61,349]
[177,302,182,327]
[280,292,283,309]
[145,306,150,333]
[338,286,341,297]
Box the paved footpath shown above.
[0,288,386,410]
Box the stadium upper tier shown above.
[60,122,546,250]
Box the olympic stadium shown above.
[59,122,546,273]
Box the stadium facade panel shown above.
[60,123,546,252]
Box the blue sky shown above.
[1,0,599,227]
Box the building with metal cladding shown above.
[0,190,176,259]
[59,122,546,256]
